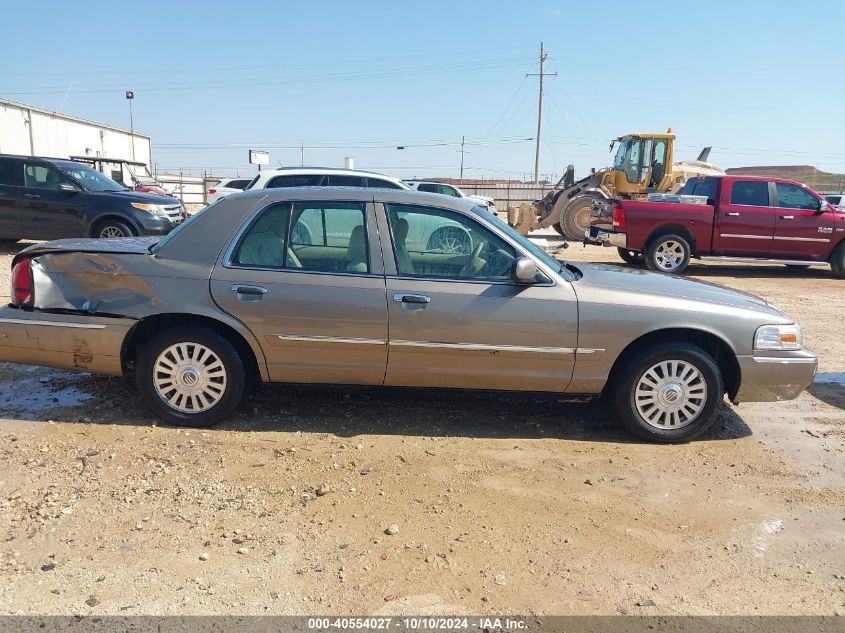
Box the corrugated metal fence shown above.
[457,183,555,209]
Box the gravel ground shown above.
[0,237,843,616]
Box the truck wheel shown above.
[617,248,645,266]
[614,342,723,443]
[560,196,597,241]
[136,326,246,427]
[830,242,845,279]
[645,234,691,274]
[95,219,136,239]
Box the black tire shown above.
[552,223,566,237]
[617,248,645,266]
[614,342,724,443]
[645,233,691,274]
[829,242,845,278]
[94,219,136,239]
[136,326,246,427]
[560,196,598,241]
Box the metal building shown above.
[0,97,152,170]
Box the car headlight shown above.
[754,324,802,351]
[130,202,170,217]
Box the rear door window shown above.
[729,181,770,207]
[775,183,820,210]
[325,175,365,187]
[265,174,324,188]
[366,178,403,190]
[228,179,250,190]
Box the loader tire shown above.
[560,196,598,241]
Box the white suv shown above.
[404,181,497,212]
[246,167,409,191]
[207,177,253,203]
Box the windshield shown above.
[472,206,568,278]
[56,161,128,192]
[612,139,631,170]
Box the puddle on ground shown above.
[814,372,845,386]
[0,364,92,419]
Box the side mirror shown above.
[57,183,79,193]
[512,257,539,284]
[819,201,832,213]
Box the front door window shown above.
[385,204,517,281]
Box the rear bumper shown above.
[585,226,627,249]
[0,306,135,376]
[733,349,818,403]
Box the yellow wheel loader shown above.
[512,131,724,238]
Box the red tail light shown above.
[208,188,217,194]
[11,258,33,307]
[612,205,626,230]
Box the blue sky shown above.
[2,0,844,180]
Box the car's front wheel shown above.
[95,219,136,239]
[136,327,246,427]
[614,343,723,442]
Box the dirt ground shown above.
[0,237,843,617]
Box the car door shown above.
[713,179,775,256]
[770,182,835,260]
[0,157,21,239]
[19,160,84,240]
[210,198,388,385]
[378,202,578,392]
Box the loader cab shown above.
[610,134,675,195]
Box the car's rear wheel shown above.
[614,343,723,442]
[95,219,136,239]
[830,242,845,279]
[136,327,246,427]
[645,233,691,274]
[617,248,645,266]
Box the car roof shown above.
[257,166,400,178]
[224,186,482,212]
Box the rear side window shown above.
[0,158,16,186]
[775,183,820,210]
[729,181,769,207]
[266,174,323,188]
[416,183,438,193]
[233,204,292,268]
[228,179,249,190]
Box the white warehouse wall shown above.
[0,99,152,168]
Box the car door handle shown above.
[393,293,431,304]
[24,193,40,200]
[726,212,740,217]
[780,215,795,220]
[232,284,267,298]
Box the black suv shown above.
[0,154,185,242]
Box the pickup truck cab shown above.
[587,175,845,277]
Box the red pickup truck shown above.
[586,175,845,277]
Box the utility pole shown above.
[526,43,556,184]
[125,90,135,162]
[459,135,465,183]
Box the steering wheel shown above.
[459,239,485,278]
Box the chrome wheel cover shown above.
[153,342,227,414]
[654,240,685,271]
[100,225,127,238]
[634,360,707,429]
